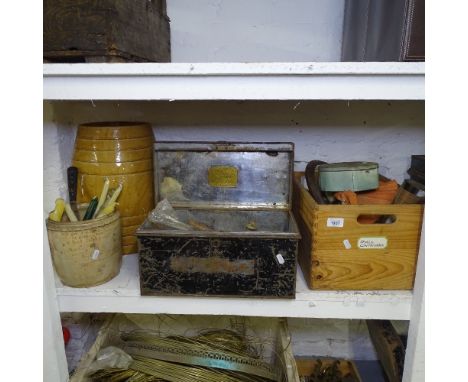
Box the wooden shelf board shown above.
[43,62,424,101]
[56,254,412,319]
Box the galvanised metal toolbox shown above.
[137,142,300,298]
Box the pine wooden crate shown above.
[295,358,362,382]
[70,314,298,382]
[292,173,424,290]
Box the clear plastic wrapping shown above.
[87,346,133,373]
[147,198,193,230]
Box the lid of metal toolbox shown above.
[154,141,294,210]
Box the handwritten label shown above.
[327,217,344,228]
[358,237,388,249]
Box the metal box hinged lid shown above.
[153,141,294,210]
[136,142,299,298]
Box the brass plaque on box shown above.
[208,166,238,188]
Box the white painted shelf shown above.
[56,254,412,320]
[43,62,424,101]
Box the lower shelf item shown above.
[62,314,106,374]
[70,313,298,382]
[295,358,362,382]
[366,320,405,382]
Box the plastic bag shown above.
[87,346,133,373]
[147,199,192,230]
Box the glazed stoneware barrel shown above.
[72,122,155,254]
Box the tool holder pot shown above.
[46,211,122,288]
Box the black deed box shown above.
[136,142,300,298]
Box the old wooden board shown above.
[295,358,362,382]
[366,320,405,382]
[44,0,170,63]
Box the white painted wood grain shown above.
[43,63,424,101]
[43,62,424,76]
[44,225,69,382]
[403,222,425,382]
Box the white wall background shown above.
[167,0,345,62]
[48,100,424,183]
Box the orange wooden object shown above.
[334,190,359,205]
[357,179,399,204]
[335,180,399,223]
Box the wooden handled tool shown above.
[67,166,79,215]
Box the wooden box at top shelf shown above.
[44,0,170,63]
[292,173,424,290]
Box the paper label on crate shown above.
[208,166,238,188]
[358,237,388,249]
[343,239,352,249]
[91,248,100,260]
[327,217,344,227]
